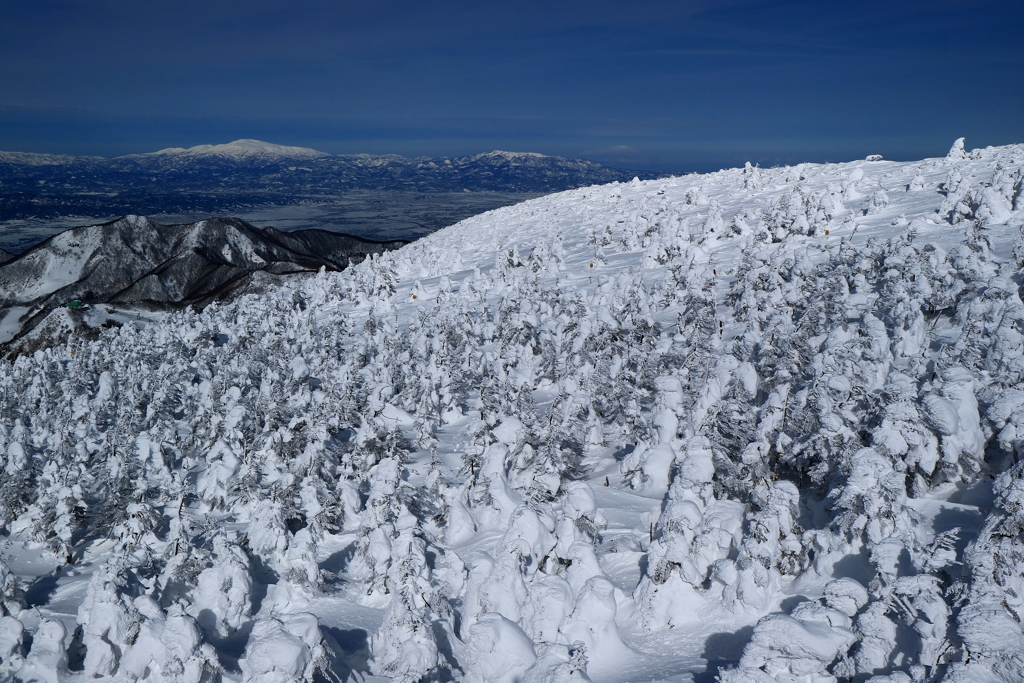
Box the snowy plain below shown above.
[2,138,1024,683]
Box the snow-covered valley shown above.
[2,138,1024,683]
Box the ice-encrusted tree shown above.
[0,557,24,618]
[945,461,1024,682]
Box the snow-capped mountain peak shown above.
[481,150,548,159]
[144,138,329,159]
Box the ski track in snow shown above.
[2,139,1024,682]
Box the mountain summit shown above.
[144,139,330,159]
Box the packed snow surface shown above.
[3,140,1024,683]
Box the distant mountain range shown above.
[0,214,405,355]
[0,140,654,225]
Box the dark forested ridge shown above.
[0,215,406,353]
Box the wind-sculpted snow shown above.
[2,139,1024,682]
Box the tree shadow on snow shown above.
[319,626,372,682]
[831,545,875,586]
[202,615,255,675]
[694,625,754,682]
[319,542,357,588]
[779,595,811,613]
[612,443,636,462]
[24,572,60,608]
[248,556,278,615]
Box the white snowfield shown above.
[2,138,1024,683]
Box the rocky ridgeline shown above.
[0,215,406,354]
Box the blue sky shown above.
[1,0,1020,171]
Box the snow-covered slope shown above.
[0,216,407,350]
[2,139,1024,683]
